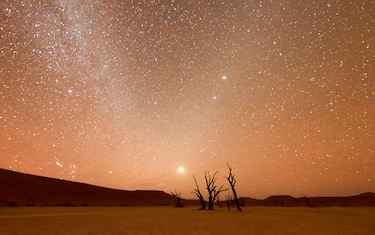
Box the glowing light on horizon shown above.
[177,167,185,174]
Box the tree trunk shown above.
[226,163,242,212]
[230,185,242,212]
[208,194,214,210]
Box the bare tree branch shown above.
[226,163,242,212]
[171,190,183,208]
[205,171,227,210]
[192,175,206,210]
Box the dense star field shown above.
[1,1,374,199]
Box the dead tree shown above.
[171,190,183,208]
[216,194,223,208]
[303,195,316,208]
[225,193,235,210]
[0,193,7,214]
[205,171,227,210]
[192,175,206,210]
[226,163,242,212]
[0,197,4,214]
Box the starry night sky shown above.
[1,0,374,199]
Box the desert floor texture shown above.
[1,206,374,234]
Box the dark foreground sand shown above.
[1,206,374,234]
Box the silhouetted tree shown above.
[216,194,223,208]
[0,196,5,214]
[192,175,206,210]
[171,190,183,208]
[225,163,242,212]
[0,194,7,214]
[303,195,316,208]
[205,171,227,210]
[225,193,233,210]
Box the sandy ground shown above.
[1,206,374,234]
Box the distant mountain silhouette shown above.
[242,192,375,207]
[0,168,174,207]
[1,168,374,207]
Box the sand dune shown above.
[1,168,374,207]
[0,168,174,206]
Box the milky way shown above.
[1,0,374,198]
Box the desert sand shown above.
[1,206,374,235]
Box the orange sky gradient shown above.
[1,0,374,199]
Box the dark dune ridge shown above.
[242,193,375,207]
[0,168,174,207]
[1,168,374,207]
